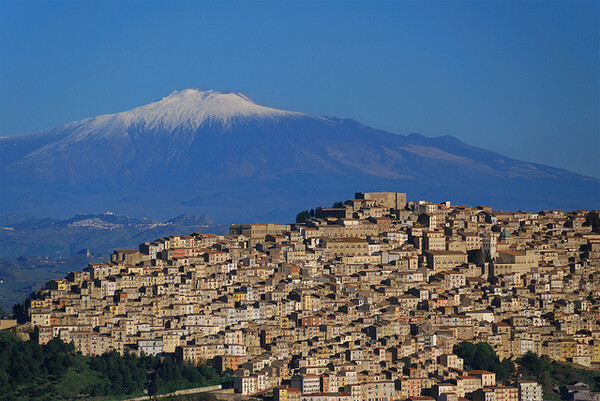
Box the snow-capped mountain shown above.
[1,89,598,222]
[50,89,303,139]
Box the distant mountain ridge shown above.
[167,214,215,226]
[0,212,225,258]
[62,212,161,228]
[0,211,226,311]
[1,89,598,222]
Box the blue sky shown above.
[1,1,598,178]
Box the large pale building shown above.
[490,250,537,276]
[518,381,543,401]
[423,230,446,251]
[354,192,407,211]
[230,224,291,239]
[425,250,468,271]
[318,237,369,257]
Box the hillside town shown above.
[16,192,600,401]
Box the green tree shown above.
[296,210,310,223]
[0,331,230,399]
[586,211,600,233]
[454,341,512,381]
[332,201,344,208]
[518,352,552,388]
[12,303,26,322]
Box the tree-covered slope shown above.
[0,332,230,401]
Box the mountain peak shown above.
[3,89,309,156]
[163,89,253,103]
[124,88,302,129]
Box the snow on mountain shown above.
[123,89,305,129]
[24,89,306,149]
